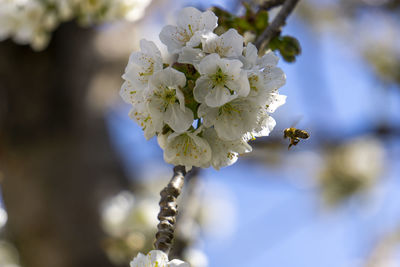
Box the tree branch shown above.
[255,0,301,53]
[153,165,187,254]
[260,0,285,10]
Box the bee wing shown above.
[290,115,304,128]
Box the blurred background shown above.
[0,0,400,266]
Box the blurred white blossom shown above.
[319,136,385,205]
[0,0,151,50]
[183,248,208,267]
[0,206,7,230]
[101,191,158,238]
[0,240,21,267]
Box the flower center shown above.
[248,74,259,92]
[218,103,241,115]
[210,67,227,85]
[162,87,177,109]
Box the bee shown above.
[283,127,310,149]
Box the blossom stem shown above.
[255,0,301,54]
[154,165,187,254]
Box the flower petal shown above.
[163,132,211,170]
[197,53,220,75]
[177,47,205,66]
[219,28,243,57]
[204,85,236,107]
[168,259,190,267]
[193,76,213,104]
[159,25,182,54]
[164,104,194,133]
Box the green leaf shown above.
[281,36,301,56]
[268,36,301,63]
[255,11,269,34]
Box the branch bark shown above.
[255,0,301,53]
[153,166,187,254]
[260,0,285,10]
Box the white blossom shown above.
[146,67,194,133]
[177,47,205,66]
[249,110,277,139]
[201,29,244,58]
[198,97,261,141]
[130,250,189,267]
[120,7,288,170]
[158,129,211,171]
[128,103,162,140]
[159,7,218,54]
[194,53,250,107]
[240,42,279,71]
[10,1,46,46]
[203,128,252,170]
[178,29,243,65]
[120,39,163,105]
[0,0,152,50]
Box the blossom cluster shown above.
[121,7,286,171]
[130,250,189,267]
[0,0,151,50]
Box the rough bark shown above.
[0,22,130,267]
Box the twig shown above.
[169,167,201,259]
[255,0,301,53]
[153,165,187,254]
[260,0,285,10]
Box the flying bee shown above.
[283,127,310,149]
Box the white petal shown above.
[175,87,186,111]
[130,252,147,267]
[120,81,140,104]
[219,28,243,57]
[213,98,260,140]
[159,25,182,54]
[201,31,219,54]
[266,94,287,113]
[203,128,252,170]
[186,31,203,48]
[237,70,251,97]
[157,133,168,149]
[197,53,220,75]
[150,67,185,89]
[193,76,213,104]
[122,41,163,90]
[200,10,218,32]
[163,132,211,169]
[140,39,162,58]
[197,104,218,127]
[147,250,169,266]
[168,259,190,267]
[218,57,242,77]
[147,94,165,117]
[129,106,162,140]
[164,104,194,133]
[224,70,250,98]
[259,50,279,67]
[253,114,276,137]
[178,47,205,66]
[204,85,236,107]
[262,67,286,91]
[242,42,258,69]
[177,7,203,32]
